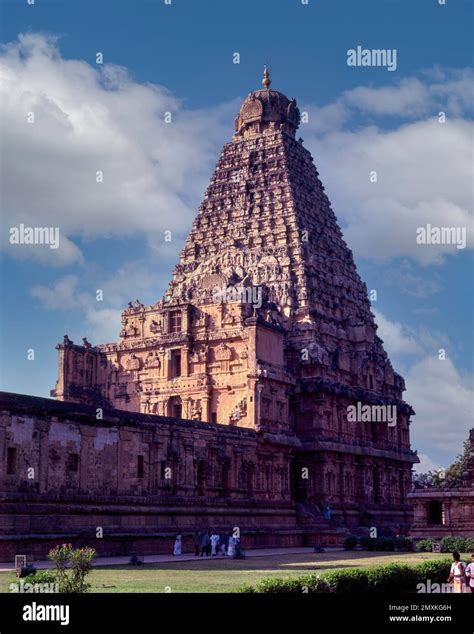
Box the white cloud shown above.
[373,310,422,357]
[30,260,165,342]
[301,68,474,264]
[31,275,88,309]
[414,453,442,475]
[343,77,430,116]
[2,35,472,268]
[305,118,473,264]
[83,307,122,344]
[374,310,473,468]
[406,355,474,461]
[306,68,474,122]
[0,33,234,264]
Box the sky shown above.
[0,0,473,472]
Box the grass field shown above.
[0,550,458,593]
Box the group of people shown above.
[449,551,474,593]
[172,531,241,557]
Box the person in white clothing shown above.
[227,535,236,557]
[173,534,182,556]
[465,553,474,593]
[210,531,220,556]
[448,551,465,593]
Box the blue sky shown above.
[0,0,473,471]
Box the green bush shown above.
[394,536,414,552]
[377,536,395,551]
[241,574,330,594]
[48,544,96,593]
[25,570,58,586]
[358,536,373,551]
[366,563,419,593]
[343,535,358,551]
[240,558,453,594]
[416,539,434,552]
[416,559,452,584]
[324,568,369,593]
[440,536,474,553]
[358,536,395,551]
[300,575,331,593]
[251,577,304,593]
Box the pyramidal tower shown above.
[53,69,417,529]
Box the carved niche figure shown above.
[190,399,202,421]
[214,343,232,361]
[126,353,141,370]
[120,319,139,338]
[149,319,161,334]
[229,397,247,424]
[145,351,161,369]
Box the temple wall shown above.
[408,489,474,539]
[0,391,319,561]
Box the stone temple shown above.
[0,69,418,559]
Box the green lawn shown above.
[0,551,457,593]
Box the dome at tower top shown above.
[234,66,300,138]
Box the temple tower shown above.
[53,69,417,529]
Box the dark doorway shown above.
[168,396,182,419]
[427,500,444,525]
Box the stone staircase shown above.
[295,502,347,546]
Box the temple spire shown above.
[262,65,271,89]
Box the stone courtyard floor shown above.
[0,549,454,593]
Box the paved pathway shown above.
[0,546,343,572]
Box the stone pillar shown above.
[117,430,133,495]
[202,395,210,423]
[79,426,96,494]
[182,345,190,377]
[37,420,50,494]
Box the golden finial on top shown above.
[262,65,271,90]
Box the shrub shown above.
[376,536,395,552]
[440,536,474,553]
[245,574,330,594]
[416,539,434,552]
[394,536,414,552]
[366,563,419,593]
[358,536,373,551]
[252,577,304,593]
[343,535,358,551]
[48,544,96,593]
[25,570,58,585]
[416,559,451,585]
[240,558,454,594]
[300,574,331,593]
[358,536,394,551]
[324,568,369,593]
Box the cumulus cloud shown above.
[2,34,472,268]
[0,33,234,264]
[406,355,474,462]
[305,119,473,264]
[375,310,473,469]
[30,260,163,342]
[414,453,442,475]
[301,69,474,265]
[373,309,422,357]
